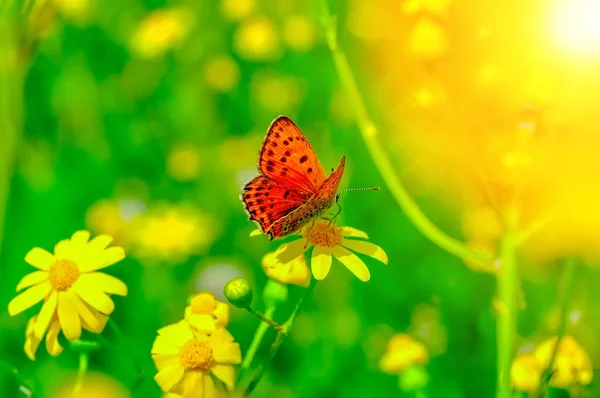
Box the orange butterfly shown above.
[242,116,345,240]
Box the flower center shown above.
[305,223,343,247]
[191,293,217,314]
[179,339,213,370]
[48,259,80,291]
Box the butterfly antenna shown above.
[338,187,381,194]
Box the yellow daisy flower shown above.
[379,334,429,374]
[534,335,593,388]
[261,251,311,287]
[184,292,229,333]
[510,352,541,393]
[130,8,193,59]
[8,231,127,342]
[261,221,388,282]
[152,321,242,397]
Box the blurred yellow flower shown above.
[130,204,218,263]
[282,15,317,52]
[347,0,394,42]
[510,353,541,393]
[233,16,281,61]
[56,0,94,26]
[184,292,229,333]
[167,144,203,182]
[220,0,255,21]
[261,222,387,282]
[379,334,429,374]
[534,335,593,388]
[407,18,448,59]
[402,0,453,16]
[262,251,311,287]
[461,206,504,242]
[250,71,304,114]
[152,321,241,397]
[203,55,240,92]
[53,372,129,398]
[86,199,129,242]
[8,231,126,342]
[130,8,193,59]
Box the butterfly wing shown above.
[242,176,308,234]
[268,156,346,239]
[258,116,327,194]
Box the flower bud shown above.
[262,279,288,307]
[223,277,253,308]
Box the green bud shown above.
[399,365,429,392]
[223,277,253,308]
[263,279,288,307]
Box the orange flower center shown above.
[48,259,80,291]
[305,223,343,247]
[191,293,217,314]
[179,339,213,371]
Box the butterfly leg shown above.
[327,196,342,226]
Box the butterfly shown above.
[242,116,345,240]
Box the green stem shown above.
[242,280,318,397]
[245,306,285,334]
[71,352,88,396]
[536,258,577,398]
[319,1,491,266]
[239,305,276,376]
[496,232,519,398]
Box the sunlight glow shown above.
[552,0,600,56]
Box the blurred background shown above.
[1,0,600,396]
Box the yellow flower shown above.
[152,321,242,397]
[85,199,130,242]
[233,16,281,61]
[263,222,387,282]
[203,55,240,93]
[52,372,129,398]
[167,144,203,182]
[184,293,229,333]
[220,0,255,21]
[282,15,317,52]
[130,204,218,263]
[406,18,448,59]
[24,314,61,360]
[8,231,127,342]
[261,251,311,287]
[130,8,193,59]
[510,353,541,393]
[534,335,593,388]
[380,334,429,374]
[56,0,94,26]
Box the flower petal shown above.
[54,239,76,260]
[211,364,235,390]
[79,246,126,272]
[154,364,185,392]
[212,342,242,364]
[72,279,115,314]
[152,335,180,355]
[188,314,216,334]
[24,320,41,361]
[34,291,58,339]
[16,271,48,292]
[78,273,128,296]
[311,246,332,280]
[8,281,52,316]
[204,374,215,398]
[330,246,370,282]
[183,370,204,398]
[340,226,369,239]
[214,303,229,327]
[70,292,105,333]
[275,238,309,265]
[152,354,179,370]
[57,291,82,341]
[25,248,54,270]
[157,321,195,347]
[46,320,63,357]
[87,235,114,251]
[342,239,388,264]
[209,328,235,345]
[249,229,263,237]
[71,231,91,245]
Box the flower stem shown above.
[242,280,318,397]
[496,232,518,398]
[71,352,88,397]
[536,258,577,398]
[318,1,491,266]
[245,306,285,334]
[239,305,276,378]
